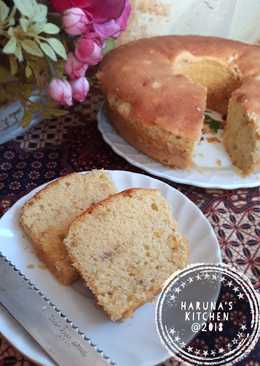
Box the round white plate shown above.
[97,106,260,189]
[0,170,221,366]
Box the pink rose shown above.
[52,0,126,23]
[93,20,121,40]
[93,0,131,40]
[71,77,90,102]
[75,37,102,65]
[63,7,89,36]
[116,0,131,32]
[65,52,88,80]
[83,0,126,23]
[48,79,73,106]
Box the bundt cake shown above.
[98,35,260,175]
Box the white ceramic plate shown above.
[0,171,221,366]
[97,106,260,189]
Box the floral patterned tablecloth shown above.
[0,80,259,366]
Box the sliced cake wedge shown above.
[224,79,260,175]
[20,170,116,285]
[64,188,188,321]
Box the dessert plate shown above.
[98,106,260,189]
[0,170,221,366]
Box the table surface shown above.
[0,79,259,366]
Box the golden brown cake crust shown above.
[98,35,260,172]
[20,171,116,285]
[106,102,196,168]
[99,35,260,121]
[65,188,189,321]
[99,37,210,140]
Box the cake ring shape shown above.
[98,35,260,176]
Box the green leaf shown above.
[9,56,18,75]
[20,18,29,32]
[43,108,68,118]
[102,38,115,55]
[8,5,16,25]
[0,0,9,21]
[33,4,47,22]
[13,0,35,18]
[27,102,45,112]
[8,16,15,26]
[47,38,67,60]
[43,23,60,34]
[22,110,33,127]
[16,2,46,23]
[7,27,14,37]
[25,65,32,78]
[14,45,23,62]
[22,39,43,57]
[40,42,57,61]
[3,37,16,54]
[204,115,222,133]
[29,23,44,35]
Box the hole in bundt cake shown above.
[174,56,242,114]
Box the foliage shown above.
[0,0,131,127]
[0,0,68,126]
[102,38,115,56]
[204,114,223,133]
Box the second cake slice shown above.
[65,188,188,320]
[20,170,116,285]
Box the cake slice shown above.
[224,79,260,175]
[64,188,188,321]
[20,170,116,285]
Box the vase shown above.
[0,99,43,145]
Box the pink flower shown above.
[93,0,131,40]
[84,0,126,23]
[65,52,88,80]
[63,7,89,36]
[116,0,131,32]
[48,79,73,106]
[52,0,126,24]
[75,37,102,65]
[93,20,121,40]
[71,77,89,102]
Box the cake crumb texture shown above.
[65,188,188,321]
[20,170,116,285]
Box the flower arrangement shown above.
[0,0,131,126]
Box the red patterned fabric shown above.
[0,79,259,365]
